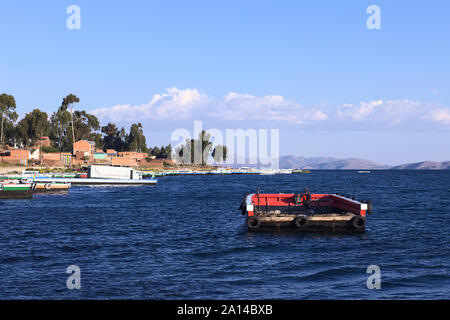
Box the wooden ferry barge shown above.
[239,189,372,233]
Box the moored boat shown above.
[0,181,35,199]
[292,169,310,174]
[33,165,157,186]
[33,177,157,186]
[259,169,277,175]
[239,189,372,233]
[34,182,71,193]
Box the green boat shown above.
[0,182,35,199]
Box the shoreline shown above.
[1,164,449,176]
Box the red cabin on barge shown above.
[239,189,372,232]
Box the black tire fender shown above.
[351,216,366,229]
[294,215,309,228]
[247,216,260,229]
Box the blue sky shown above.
[1,0,449,165]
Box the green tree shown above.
[128,123,147,153]
[0,93,18,145]
[49,100,71,150]
[61,94,80,150]
[212,145,228,163]
[102,122,119,151]
[174,138,192,164]
[72,110,100,140]
[101,123,128,152]
[148,144,172,159]
[150,146,160,157]
[16,109,50,147]
[174,131,212,165]
[90,132,104,149]
[159,145,167,158]
[118,127,129,151]
[166,144,172,159]
[198,130,212,166]
[3,118,18,146]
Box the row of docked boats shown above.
[142,168,311,177]
[0,165,158,199]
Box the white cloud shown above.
[310,110,328,121]
[210,92,308,123]
[92,87,210,122]
[336,100,423,125]
[428,108,450,125]
[338,100,384,121]
[90,87,449,129]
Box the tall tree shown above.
[101,123,129,152]
[90,132,104,149]
[61,94,80,151]
[212,145,228,163]
[166,144,172,159]
[71,110,101,142]
[16,109,50,147]
[0,93,18,146]
[175,131,212,165]
[175,138,193,164]
[118,127,129,151]
[198,130,212,166]
[49,107,71,150]
[3,119,18,146]
[128,123,147,153]
[101,122,119,151]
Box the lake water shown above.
[0,171,449,299]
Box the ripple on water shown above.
[0,171,449,299]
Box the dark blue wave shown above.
[0,170,449,299]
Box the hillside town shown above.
[0,92,228,171]
[0,137,175,168]
[0,92,179,170]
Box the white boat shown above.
[259,169,277,175]
[33,165,157,185]
[33,177,157,185]
[210,168,231,174]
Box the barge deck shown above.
[240,189,371,233]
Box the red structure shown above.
[240,190,372,232]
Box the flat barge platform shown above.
[240,189,372,233]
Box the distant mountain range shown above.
[390,160,450,170]
[279,156,450,170]
[279,156,390,170]
[227,156,449,169]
